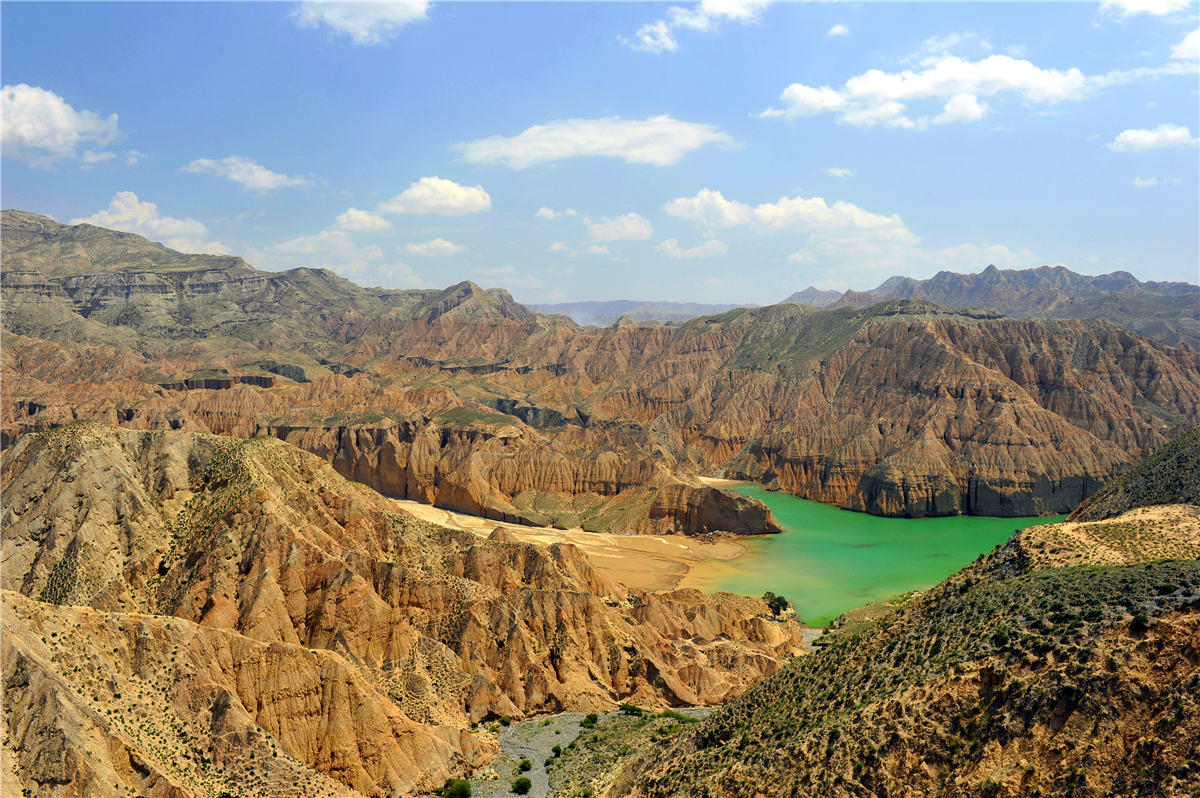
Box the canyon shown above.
[4,210,1199,530]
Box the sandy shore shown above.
[393,498,749,592]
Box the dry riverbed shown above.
[464,707,715,798]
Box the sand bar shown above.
[393,498,750,592]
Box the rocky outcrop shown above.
[0,425,805,796]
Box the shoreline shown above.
[392,498,750,593]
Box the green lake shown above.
[706,484,1063,626]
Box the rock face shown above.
[0,424,804,797]
[4,210,1200,523]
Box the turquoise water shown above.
[707,484,1063,626]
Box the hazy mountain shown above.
[780,287,842,308]
[784,264,1200,348]
[531,299,755,326]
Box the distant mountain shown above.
[784,264,1200,348]
[531,299,754,326]
[781,287,841,308]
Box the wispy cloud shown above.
[456,116,736,169]
[621,0,773,54]
[183,156,311,193]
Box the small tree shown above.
[762,591,789,617]
[512,776,532,795]
[517,758,532,772]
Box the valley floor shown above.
[392,498,749,593]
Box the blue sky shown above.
[3,1,1197,304]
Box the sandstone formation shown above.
[0,424,804,797]
[4,210,1200,524]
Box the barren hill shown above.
[0,424,803,797]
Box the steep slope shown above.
[1069,424,1200,522]
[0,424,804,797]
[609,433,1200,798]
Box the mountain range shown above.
[2,208,1198,797]
[785,263,1200,349]
[4,209,1199,529]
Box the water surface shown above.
[701,484,1062,626]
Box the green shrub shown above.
[551,744,562,757]
[580,712,599,728]
[439,778,471,798]
[512,776,531,795]
[517,758,532,772]
[618,702,644,716]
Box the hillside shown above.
[1069,425,1200,522]
[594,432,1200,797]
[5,212,1200,523]
[789,264,1200,349]
[0,424,804,797]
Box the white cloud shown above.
[662,188,752,229]
[586,212,654,242]
[336,207,391,232]
[377,176,492,215]
[752,194,918,244]
[249,227,428,287]
[455,115,736,169]
[1171,29,1200,62]
[622,0,773,53]
[548,241,569,252]
[933,92,991,124]
[71,191,229,254]
[183,156,310,193]
[1100,0,1189,18]
[80,149,116,167]
[1107,124,1198,151]
[827,23,849,37]
[535,206,578,220]
[292,1,428,45]
[404,237,465,257]
[759,50,1194,129]
[656,238,729,258]
[584,244,611,256]
[823,167,855,178]
[2,84,120,167]
[124,149,149,166]
[1131,176,1183,187]
[669,187,1038,283]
